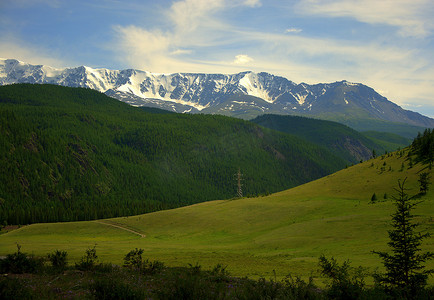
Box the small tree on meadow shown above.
[373,178,433,294]
[418,172,431,195]
[370,193,377,203]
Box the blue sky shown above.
[1,0,434,117]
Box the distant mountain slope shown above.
[252,114,390,163]
[0,84,346,225]
[1,58,433,132]
[362,131,412,151]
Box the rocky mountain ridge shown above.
[1,58,433,128]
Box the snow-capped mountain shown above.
[1,58,433,128]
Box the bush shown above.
[318,255,366,300]
[157,268,217,300]
[90,277,145,300]
[75,245,98,271]
[0,277,34,300]
[47,249,68,271]
[143,260,165,275]
[95,262,119,273]
[281,275,322,300]
[0,244,43,274]
[210,263,230,283]
[123,248,144,271]
[237,277,285,300]
[123,248,165,275]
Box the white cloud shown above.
[113,25,179,72]
[285,28,302,34]
[0,35,69,68]
[233,54,254,65]
[109,0,434,116]
[112,0,263,72]
[242,0,261,7]
[171,49,193,55]
[296,0,434,37]
[169,0,225,34]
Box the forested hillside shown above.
[252,114,389,163]
[0,84,346,225]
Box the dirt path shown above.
[94,220,146,238]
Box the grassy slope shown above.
[0,151,432,282]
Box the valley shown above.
[0,83,432,297]
[2,1,434,297]
[1,147,432,281]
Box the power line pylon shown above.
[235,167,243,198]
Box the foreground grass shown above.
[0,151,432,282]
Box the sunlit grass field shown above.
[1,151,432,282]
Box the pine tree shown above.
[373,178,433,294]
[370,193,378,203]
[418,172,431,195]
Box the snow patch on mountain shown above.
[239,72,274,102]
[343,81,360,87]
[1,58,434,128]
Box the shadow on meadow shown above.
[0,244,432,299]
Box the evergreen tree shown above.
[370,193,377,203]
[418,172,431,195]
[412,128,434,164]
[373,178,433,294]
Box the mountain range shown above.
[1,58,433,131]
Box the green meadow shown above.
[0,151,432,282]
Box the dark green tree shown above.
[373,178,433,294]
[418,172,431,195]
[411,128,433,164]
[370,193,378,203]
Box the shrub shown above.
[123,248,164,275]
[47,249,68,271]
[0,277,34,300]
[157,268,217,300]
[210,263,230,283]
[143,260,165,275]
[95,262,118,273]
[318,255,366,300]
[75,245,98,271]
[0,244,43,274]
[187,262,202,275]
[282,275,322,300]
[90,277,145,300]
[123,248,144,271]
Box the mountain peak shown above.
[0,59,433,128]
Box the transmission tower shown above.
[235,167,243,198]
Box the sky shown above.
[1,0,433,117]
